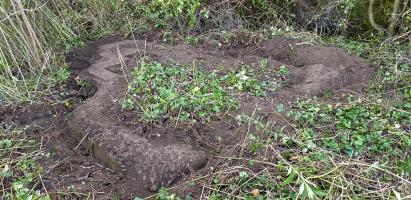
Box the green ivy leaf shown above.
[277,104,285,113]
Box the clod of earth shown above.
[65,36,374,195]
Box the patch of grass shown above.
[123,61,238,124]
[49,0,147,38]
[0,125,50,200]
[0,0,81,106]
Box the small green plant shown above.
[398,158,411,175]
[248,134,264,154]
[162,31,174,43]
[223,67,267,96]
[184,35,199,45]
[54,66,71,83]
[288,97,411,157]
[121,98,135,111]
[259,59,269,68]
[278,65,289,76]
[256,63,291,93]
[1,126,50,200]
[157,188,180,200]
[124,61,238,124]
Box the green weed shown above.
[146,0,201,29]
[124,61,238,124]
[0,125,50,200]
[288,96,411,157]
[223,67,267,97]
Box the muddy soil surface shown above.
[5,35,375,199]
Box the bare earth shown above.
[8,35,375,199]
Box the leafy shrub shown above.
[145,0,201,28]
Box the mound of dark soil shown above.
[65,40,208,195]
[13,35,374,198]
[260,37,374,97]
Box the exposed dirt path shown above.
[67,40,207,193]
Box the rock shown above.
[68,90,78,96]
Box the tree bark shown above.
[368,0,385,33]
[388,0,402,37]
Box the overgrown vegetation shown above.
[178,95,410,199]
[123,61,238,124]
[0,0,81,105]
[1,0,410,199]
[223,68,267,97]
[288,96,410,156]
[0,125,50,199]
[123,60,292,125]
[1,0,409,104]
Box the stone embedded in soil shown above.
[67,40,207,191]
[68,90,78,96]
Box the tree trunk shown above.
[388,0,402,37]
[368,0,385,33]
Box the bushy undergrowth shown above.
[174,94,410,199]
[0,125,50,199]
[142,27,410,200]
[288,96,411,157]
[123,61,238,124]
[42,0,410,37]
[123,61,292,124]
[1,0,408,104]
[49,0,147,38]
[146,0,201,28]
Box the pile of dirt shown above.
[260,37,374,97]
[65,40,208,195]
[6,35,375,199]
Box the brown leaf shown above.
[289,156,301,162]
[250,189,260,197]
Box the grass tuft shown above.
[0,0,80,106]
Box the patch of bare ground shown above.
[6,35,375,199]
